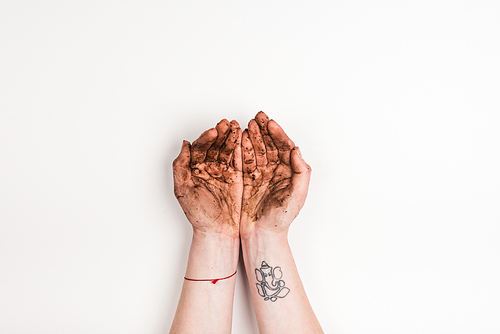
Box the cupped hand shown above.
[240,111,311,236]
[173,119,243,237]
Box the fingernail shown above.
[296,147,302,158]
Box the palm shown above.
[186,161,242,229]
[242,163,292,222]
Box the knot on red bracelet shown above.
[184,270,237,284]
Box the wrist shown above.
[191,230,240,257]
[192,227,239,242]
[191,219,239,240]
[240,226,291,273]
[186,229,239,279]
[240,224,289,244]
[239,216,290,242]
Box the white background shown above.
[1,1,499,333]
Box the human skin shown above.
[169,113,323,333]
[240,111,323,333]
[170,119,242,334]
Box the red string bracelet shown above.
[184,270,237,284]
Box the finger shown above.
[206,119,231,161]
[241,129,256,173]
[255,111,270,134]
[255,111,279,163]
[248,119,267,166]
[268,120,295,165]
[173,140,194,197]
[190,127,218,166]
[219,120,241,165]
[290,147,312,204]
[232,126,243,172]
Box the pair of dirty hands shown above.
[173,111,312,239]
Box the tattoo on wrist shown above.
[255,261,290,302]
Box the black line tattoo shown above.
[255,261,290,302]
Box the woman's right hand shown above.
[240,111,312,238]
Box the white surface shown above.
[1,1,499,333]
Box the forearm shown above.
[170,231,239,334]
[241,228,323,334]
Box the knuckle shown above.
[256,150,266,156]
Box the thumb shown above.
[291,147,311,174]
[290,147,312,204]
[173,140,194,197]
